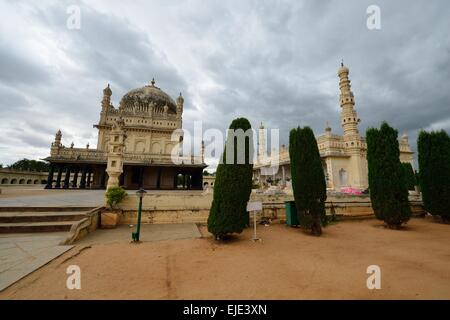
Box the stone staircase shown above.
[0,207,94,234]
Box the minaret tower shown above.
[100,84,112,125]
[338,62,360,140]
[337,62,367,189]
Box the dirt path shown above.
[1,217,449,299]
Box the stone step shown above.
[0,212,86,223]
[0,221,75,233]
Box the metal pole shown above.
[136,196,143,242]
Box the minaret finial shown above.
[341,59,344,67]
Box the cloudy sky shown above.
[0,0,449,168]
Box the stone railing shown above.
[50,147,107,161]
[60,206,103,245]
[49,147,204,165]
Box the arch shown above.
[339,168,348,187]
[33,179,39,184]
[151,142,161,153]
[11,179,17,184]
[1,178,9,184]
[165,143,174,154]
[41,180,47,184]
[135,141,145,153]
[26,179,32,184]
[19,179,25,184]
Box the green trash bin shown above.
[285,201,300,226]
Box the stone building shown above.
[254,63,414,191]
[44,79,206,190]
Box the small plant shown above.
[106,186,127,209]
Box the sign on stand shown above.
[246,201,262,242]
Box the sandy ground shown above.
[1,217,449,300]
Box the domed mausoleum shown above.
[44,79,206,190]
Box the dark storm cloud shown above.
[0,0,449,166]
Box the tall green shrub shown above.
[417,130,450,222]
[366,122,411,228]
[289,126,327,236]
[401,162,416,191]
[207,118,254,240]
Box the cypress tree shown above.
[207,118,254,240]
[417,130,450,222]
[401,162,416,191]
[366,122,411,228]
[289,126,327,236]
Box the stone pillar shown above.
[281,165,286,187]
[186,174,191,190]
[72,166,79,188]
[106,118,126,189]
[63,166,71,189]
[182,173,186,189]
[79,166,87,189]
[55,165,63,189]
[86,170,92,188]
[45,165,55,189]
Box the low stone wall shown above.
[60,207,102,245]
[116,191,426,225]
[119,191,212,224]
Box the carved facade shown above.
[44,79,206,190]
[254,63,414,191]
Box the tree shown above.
[366,122,411,228]
[401,162,416,191]
[8,159,50,172]
[207,118,254,240]
[417,130,450,222]
[289,126,327,236]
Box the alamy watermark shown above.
[169,121,280,175]
[366,265,381,289]
[66,5,81,30]
[366,5,381,30]
[66,265,81,290]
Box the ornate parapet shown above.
[49,146,107,162]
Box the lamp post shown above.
[132,188,147,242]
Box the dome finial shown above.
[341,59,344,67]
[103,83,112,96]
[151,78,156,86]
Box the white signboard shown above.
[246,201,262,212]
